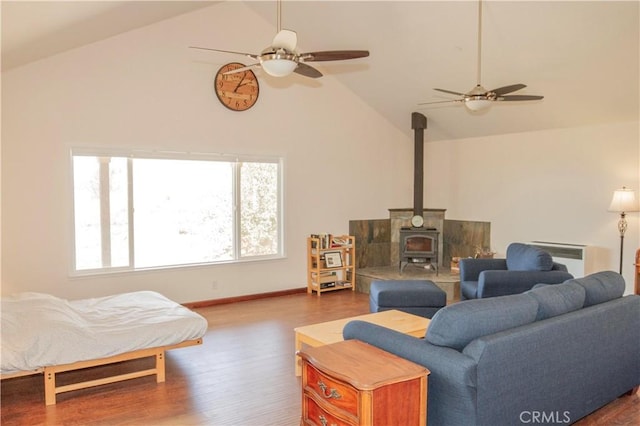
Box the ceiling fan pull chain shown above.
[476,0,483,86]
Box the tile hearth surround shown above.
[349,208,490,302]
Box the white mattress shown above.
[1,291,208,375]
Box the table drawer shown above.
[304,363,359,416]
[303,394,357,426]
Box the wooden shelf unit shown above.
[307,235,356,296]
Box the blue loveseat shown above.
[459,242,574,300]
[344,271,640,426]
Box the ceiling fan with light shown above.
[420,0,543,112]
[189,0,369,79]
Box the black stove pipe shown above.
[411,112,427,218]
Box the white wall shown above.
[3,2,639,300]
[1,2,413,301]
[424,121,640,293]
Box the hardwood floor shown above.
[1,290,638,425]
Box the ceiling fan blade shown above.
[272,29,297,51]
[491,84,526,96]
[300,50,369,62]
[189,46,259,60]
[498,95,544,101]
[418,99,464,106]
[223,64,260,75]
[294,62,323,78]
[434,88,465,96]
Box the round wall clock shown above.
[411,215,424,228]
[214,62,259,111]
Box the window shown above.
[71,149,283,273]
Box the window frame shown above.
[70,147,285,276]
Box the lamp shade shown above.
[608,187,640,213]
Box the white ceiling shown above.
[2,1,638,141]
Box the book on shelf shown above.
[312,271,338,284]
[320,282,336,289]
[310,233,332,249]
[331,236,351,247]
[310,234,353,249]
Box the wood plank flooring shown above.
[1,290,638,425]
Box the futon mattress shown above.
[1,291,208,374]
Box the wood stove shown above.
[398,112,440,274]
[399,227,439,274]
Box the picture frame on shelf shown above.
[324,251,343,268]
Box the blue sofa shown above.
[344,271,640,426]
[459,242,574,300]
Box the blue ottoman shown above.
[370,279,446,319]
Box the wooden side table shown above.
[298,339,429,425]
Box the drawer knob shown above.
[318,380,341,399]
[319,414,337,426]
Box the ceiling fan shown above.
[420,0,543,112]
[189,0,369,79]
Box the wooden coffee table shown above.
[294,309,430,376]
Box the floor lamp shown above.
[608,187,639,274]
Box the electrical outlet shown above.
[211,281,219,290]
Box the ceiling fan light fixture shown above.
[261,58,297,77]
[465,98,492,111]
[259,50,298,77]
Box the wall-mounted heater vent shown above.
[529,241,592,278]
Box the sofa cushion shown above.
[506,243,553,271]
[525,282,586,320]
[425,293,538,351]
[565,271,625,307]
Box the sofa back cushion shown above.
[506,243,554,271]
[564,271,625,307]
[526,282,586,320]
[425,293,538,351]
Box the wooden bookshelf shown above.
[307,235,356,296]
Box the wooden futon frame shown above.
[1,338,202,405]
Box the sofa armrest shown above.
[478,270,574,298]
[343,321,476,388]
[552,262,569,272]
[459,258,507,281]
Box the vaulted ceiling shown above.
[2,1,638,141]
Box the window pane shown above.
[133,159,233,268]
[240,162,279,257]
[73,156,102,270]
[73,156,130,270]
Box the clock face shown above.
[214,63,259,111]
[411,215,424,228]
